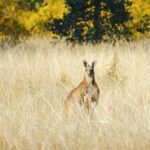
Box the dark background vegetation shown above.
[0,0,149,44]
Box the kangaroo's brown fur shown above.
[64,60,100,114]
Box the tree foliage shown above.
[126,0,150,39]
[0,0,149,43]
[0,0,27,41]
[0,0,68,41]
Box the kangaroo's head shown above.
[83,60,97,78]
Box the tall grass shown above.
[0,37,150,150]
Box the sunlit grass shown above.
[0,37,150,150]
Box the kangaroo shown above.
[64,60,100,114]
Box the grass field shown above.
[0,37,150,150]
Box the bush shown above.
[0,0,149,43]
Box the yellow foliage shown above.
[86,6,95,13]
[88,20,94,28]
[18,0,68,33]
[0,0,68,40]
[0,1,17,25]
[0,0,20,41]
[76,20,94,37]
[0,0,149,42]
[126,0,150,39]
[100,10,112,18]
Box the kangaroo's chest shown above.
[79,84,99,111]
[81,84,99,101]
[84,85,97,95]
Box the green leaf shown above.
[35,2,40,10]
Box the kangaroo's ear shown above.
[92,60,97,68]
[83,60,87,68]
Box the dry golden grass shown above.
[0,37,150,150]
